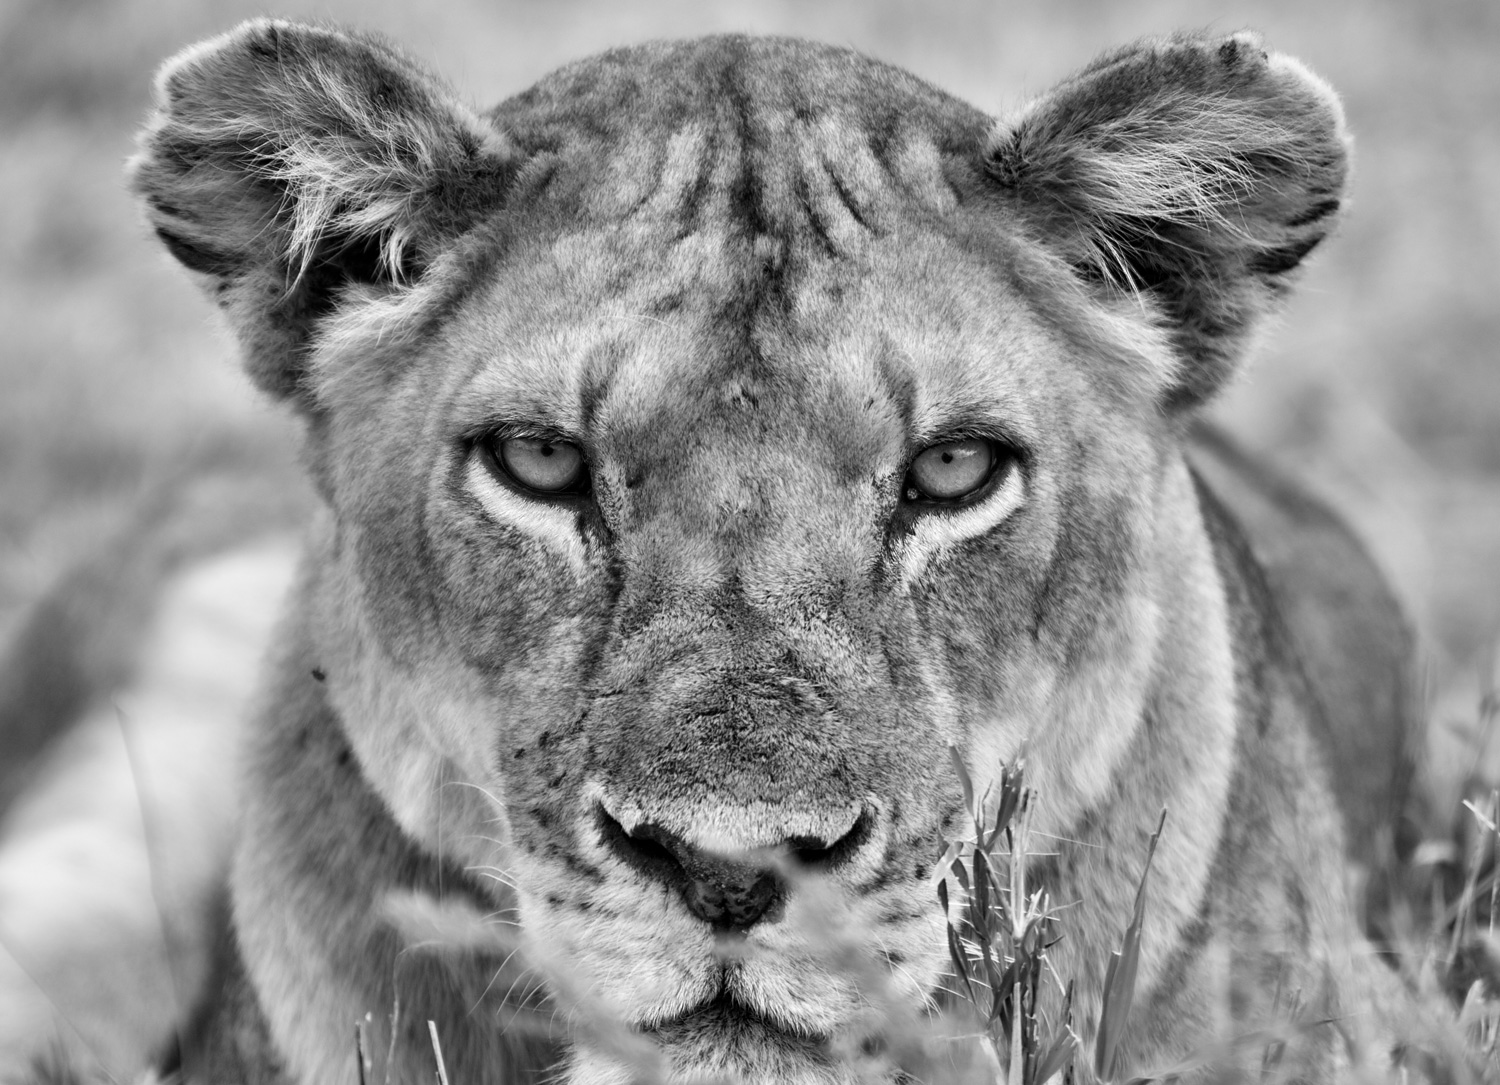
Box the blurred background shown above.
[0,0,1497,802]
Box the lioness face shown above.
[135,25,1348,1084]
[307,99,1167,1085]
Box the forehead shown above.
[434,37,1079,452]
[489,34,988,196]
[451,219,1056,456]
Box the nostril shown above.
[785,808,874,872]
[788,839,837,866]
[595,806,688,888]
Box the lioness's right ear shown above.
[131,20,516,404]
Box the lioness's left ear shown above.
[985,33,1349,408]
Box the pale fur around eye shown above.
[896,457,1025,585]
[464,454,588,573]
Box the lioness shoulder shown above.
[7,21,1434,1085]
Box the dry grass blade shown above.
[1095,808,1168,1083]
[986,768,1025,854]
[972,848,993,953]
[1032,982,1078,1085]
[1008,794,1029,1085]
[951,745,977,819]
[428,1021,450,1085]
[946,920,980,1009]
[383,997,401,1085]
[355,1015,372,1085]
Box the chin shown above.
[567,995,866,1085]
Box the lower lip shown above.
[648,994,829,1047]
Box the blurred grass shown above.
[1,0,1497,790]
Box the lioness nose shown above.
[594,806,871,931]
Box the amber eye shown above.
[488,436,589,495]
[905,438,996,502]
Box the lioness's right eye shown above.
[904,438,998,502]
[481,436,590,496]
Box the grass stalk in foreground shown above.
[935,750,1168,1085]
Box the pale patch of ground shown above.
[0,538,300,1080]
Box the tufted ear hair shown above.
[130,19,516,403]
[984,32,1350,408]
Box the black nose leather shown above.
[595,806,870,931]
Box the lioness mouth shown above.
[650,991,830,1047]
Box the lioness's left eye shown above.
[485,436,590,495]
[905,439,997,502]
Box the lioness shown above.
[25,19,1423,1084]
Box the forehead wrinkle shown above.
[598,88,926,276]
[809,115,894,229]
[640,121,715,221]
[631,105,751,241]
[792,122,866,257]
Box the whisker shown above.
[469,946,527,1014]
[1025,830,1104,849]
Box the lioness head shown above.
[134,24,1347,1084]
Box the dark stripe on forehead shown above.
[799,174,843,260]
[723,41,773,244]
[676,123,717,239]
[476,35,1002,413]
[826,168,870,232]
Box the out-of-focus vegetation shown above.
[1,0,1497,800]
